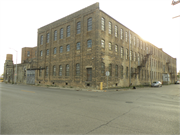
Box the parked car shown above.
[151,81,162,87]
[175,81,180,84]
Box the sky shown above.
[0,0,180,76]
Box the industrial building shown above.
[4,3,177,88]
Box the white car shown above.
[151,81,162,87]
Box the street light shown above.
[9,48,18,84]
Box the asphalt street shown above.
[1,82,180,134]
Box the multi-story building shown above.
[4,3,177,88]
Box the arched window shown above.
[40,50,43,56]
[115,44,118,52]
[66,44,70,52]
[53,65,56,76]
[60,46,63,53]
[67,25,70,37]
[101,39,105,48]
[120,29,123,40]
[76,42,80,50]
[109,22,112,34]
[115,25,118,37]
[53,47,56,54]
[46,33,49,43]
[121,65,123,79]
[109,42,112,50]
[101,17,105,31]
[87,17,92,31]
[46,49,49,56]
[87,39,92,48]
[77,22,81,34]
[54,30,57,41]
[40,35,43,45]
[76,63,80,76]
[59,65,62,76]
[60,28,63,39]
[65,64,69,76]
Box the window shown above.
[115,25,118,37]
[35,51,37,56]
[134,37,136,46]
[54,30,57,41]
[46,66,48,76]
[77,22,81,34]
[134,52,136,61]
[101,17,105,31]
[109,42,112,50]
[121,65,123,79]
[126,49,128,60]
[65,64,69,76]
[109,22,112,34]
[67,25,70,37]
[53,65,56,76]
[40,35,43,45]
[46,49,49,56]
[60,46,63,53]
[87,17,92,31]
[120,28,123,40]
[46,33,49,43]
[60,28,63,39]
[120,47,124,58]
[66,44,70,52]
[125,32,128,42]
[137,38,139,48]
[101,62,105,76]
[76,63,80,76]
[39,67,42,76]
[109,64,112,76]
[40,50,43,56]
[130,34,132,44]
[101,39,105,48]
[115,65,118,77]
[27,51,30,57]
[126,67,128,78]
[53,48,56,54]
[87,39,92,48]
[59,65,62,76]
[76,42,80,50]
[115,45,118,52]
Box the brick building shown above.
[4,3,177,88]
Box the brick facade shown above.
[4,3,177,88]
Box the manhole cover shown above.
[126,101,133,103]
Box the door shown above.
[87,68,92,81]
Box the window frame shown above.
[54,30,57,41]
[67,25,70,37]
[87,17,92,31]
[77,22,81,34]
[87,39,92,48]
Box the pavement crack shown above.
[85,106,140,134]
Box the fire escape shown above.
[134,50,152,75]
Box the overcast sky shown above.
[0,0,180,75]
